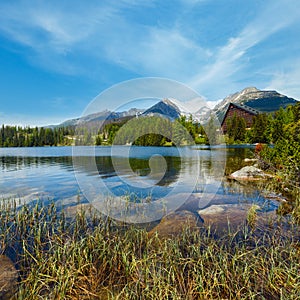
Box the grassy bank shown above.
[0,200,299,299]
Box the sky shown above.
[1,0,300,126]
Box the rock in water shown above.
[0,255,18,299]
[197,205,225,215]
[149,210,203,238]
[198,204,260,232]
[229,166,271,180]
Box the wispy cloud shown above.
[103,27,212,79]
[0,0,299,102]
[0,1,123,48]
[188,0,300,99]
[0,0,210,78]
[0,1,123,73]
[265,59,300,100]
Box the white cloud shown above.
[103,27,212,79]
[188,0,300,99]
[0,1,212,77]
[0,0,213,81]
[0,1,117,48]
[0,1,122,73]
[0,0,300,101]
[265,60,300,100]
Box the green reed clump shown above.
[0,200,299,299]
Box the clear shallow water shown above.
[0,146,279,213]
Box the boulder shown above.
[198,205,225,215]
[149,210,203,238]
[198,204,260,231]
[229,166,271,181]
[197,203,281,233]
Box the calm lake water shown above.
[0,146,279,215]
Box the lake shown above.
[0,146,279,222]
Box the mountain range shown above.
[57,108,144,128]
[212,87,298,121]
[54,87,298,128]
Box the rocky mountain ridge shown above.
[142,99,181,119]
[57,108,144,128]
[55,87,298,128]
[213,87,298,121]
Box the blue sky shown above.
[1,0,300,126]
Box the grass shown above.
[0,199,300,299]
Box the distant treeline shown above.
[0,115,216,147]
[0,125,75,147]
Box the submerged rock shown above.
[149,210,203,238]
[198,204,261,230]
[0,255,18,299]
[229,166,271,181]
[197,205,225,215]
